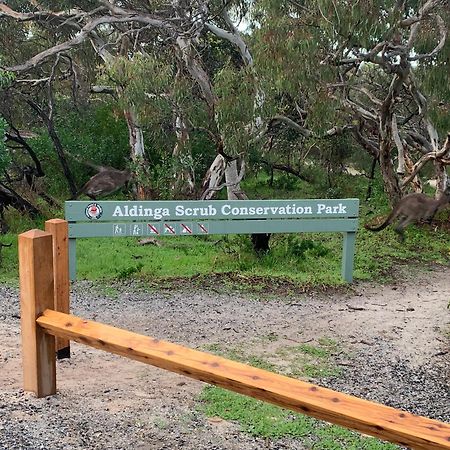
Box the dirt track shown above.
[1,264,449,449]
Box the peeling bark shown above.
[225,158,246,201]
[201,154,226,200]
[123,107,145,159]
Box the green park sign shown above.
[65,199,359,282]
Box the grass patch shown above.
[199,386,316,438]
[276,338,343,379]
[74,236,226,280]
[203,338,343,384]
[198,388,400,449]
[198,339,400,447]
[202,344,278,372]
[96,284,120,299]
[0,233,18,283]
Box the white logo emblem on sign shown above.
[85,203,103,220]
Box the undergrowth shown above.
[1,173,449,288]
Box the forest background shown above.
[0,0,449,285]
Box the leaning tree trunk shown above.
[123,107,152,199]
[226,157,271,253]
[0,183,40,218]
[379,135,402,205]
[26,100,78,197]
[225,158,246,200]
[201,154,226,200]
[46,124,78,197]
[124,107,145,160]
[379,74,404,206]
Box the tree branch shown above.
[4,13,175,73]
[408,14,447,61]
[400,133,450,188]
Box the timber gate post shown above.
[18,230,57,397]
[45,219,70,359]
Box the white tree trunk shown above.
[176,36,217,111]
[201,155,247,201]
[201,154,226,200]
[124,107,145,160]
[123,106,149,199]
[225,158,247,200]
[206,13,264,131]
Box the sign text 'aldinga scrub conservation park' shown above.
[67,199,358,237]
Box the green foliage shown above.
[0,116,11,173]
[313,0,399,48]
[215,64,256,153]
[0,70,15,88]
[102,54,172,113]
[284,236,330,258]
[252,1,337,127]
[28,103,129,197]
[116,262,144,279]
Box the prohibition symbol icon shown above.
[147,224,160,235]
[180,223,192,234]
[197,223,208,234]
[164,224,176,234]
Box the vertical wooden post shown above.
[45,219,70,359]
[342,231,356,283]
[19,230,56,397]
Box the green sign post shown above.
[65,198,359,282]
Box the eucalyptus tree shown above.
[0,0,264,200]
[321,0,449,203]
[251,0,450,204]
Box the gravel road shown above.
[1,265,449,449]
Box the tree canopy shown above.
[0,0,449,216]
